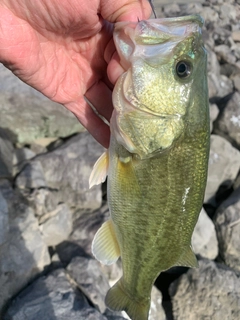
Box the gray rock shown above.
[13,148,36,166]
[208,73,233,99]
[207,0,224,4]
[30,137,61,155]
[0,191,9,245]
[3,269,108,320]
[0,129,14,179]
[75,309,108,320]
[205,135,240,203]
[214,187,240,272]
[15,161,46,189]
[181,3,203,16]
[13,147,36,175]
[70,204,110,257]
[234,173,240,190]
[209,103,219,132]
[31,132,104,210]
[154,1,206,20]
[214,92,240,149]
[149,286,166,320]
[232,31,240,42]
[166,3,222,24]
[0,179,14,201]
[155,0,205,3]
[101,261,123,288]
[0,187,50,312]
[39,203,72,246]
[214,44,236,65]
[231,41,240,62]
[201,6,219,23]
[170,259,240,320]
[29,141,47,155]
[207,48,221,77]
[219,3,237,23]
[51,252,62,265]
[162,3,181,17]
[220,62,237,78]
[232,73,240,91]
[0,64,83,144]
[208,73,219,100]
[104,309,127,320]
[67,256,110,313]
[55,240,89,267]
[192,208,218,260]
[213,24,236,44]
[27,188,60,218]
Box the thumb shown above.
[100,0,152,23]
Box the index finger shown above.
[101,0,152,23]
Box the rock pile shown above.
[0,0,240,319]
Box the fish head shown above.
[111,15,208,159]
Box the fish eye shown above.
[176,61,192,78]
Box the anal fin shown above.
[175,246,198,268]
[89,150,109,189]
[92,220,120,265]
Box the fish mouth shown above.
[136,15,203,41]
[113,14,204,71]
[114,15,204,44]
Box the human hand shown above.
[0,0,151,147]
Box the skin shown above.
[0,0,151,147]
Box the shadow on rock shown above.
[0,179,52,318]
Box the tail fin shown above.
[105,278,150,320]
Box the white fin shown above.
[89,150,109,189]
[175,246,198,268]
[92,220,120,265]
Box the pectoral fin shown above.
[89,150,109,189]
[175,246,198,268]
[92,220,120,265]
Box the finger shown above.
[65,98,110,148]
[101,0,152,23]
[85,80,113,122]
[104,37,115,64]
[104,37,124,85]
[107,51,125,85]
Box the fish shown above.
[89,15,210,320]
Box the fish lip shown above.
[136,15,203,41]
[114,14,204,30]
[145,14,204,27]
[114,14,204,64]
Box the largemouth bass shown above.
[90,15,209,320]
